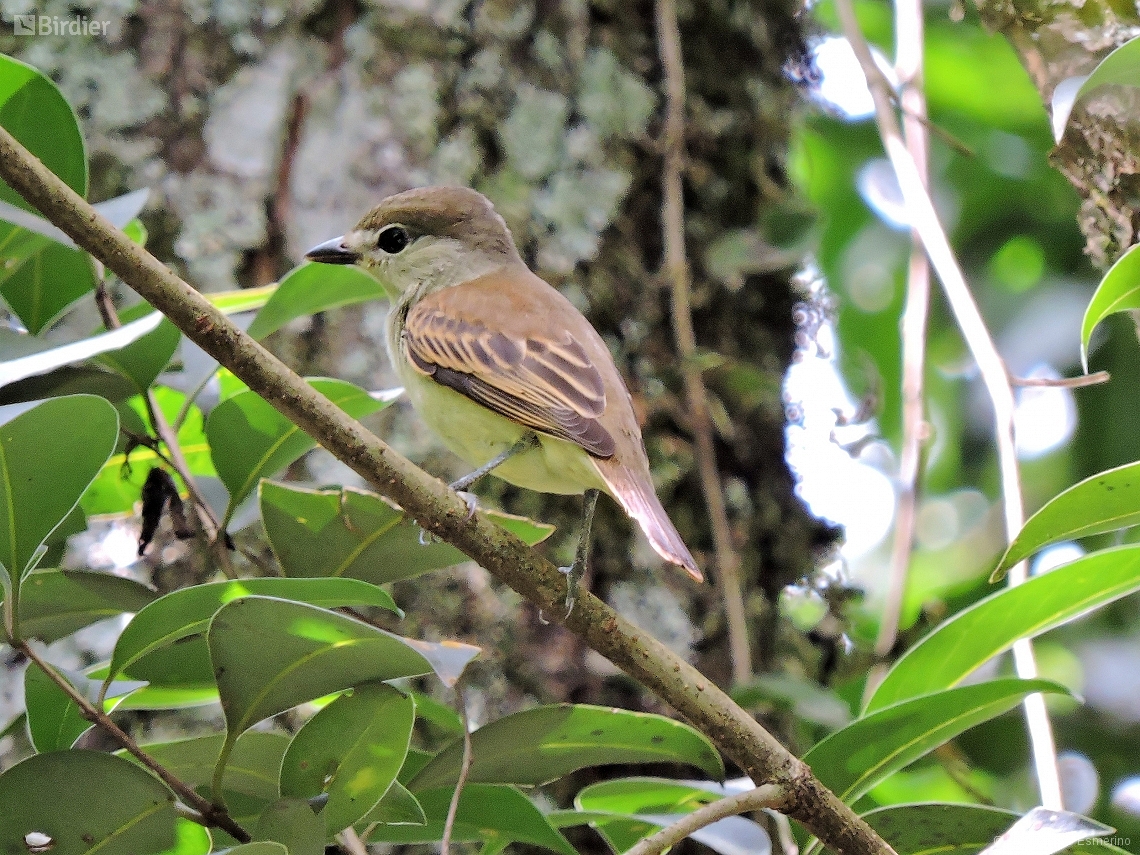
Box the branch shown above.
[0,124,895,855]
[832,0,1062,808]
[624,785,785,855]
[655,0,752,684]
[17,641,251,842]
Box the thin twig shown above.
[833,0,1063,809]
[624,785,785,855]
[0,122,896,855]
[1010,371,1109,389]
[655,0,751,684]
[93,269,235,578]
[17,641,251,842]
[872,0,932,670]
[441,683,473,855]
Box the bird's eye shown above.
[377,225,410,254]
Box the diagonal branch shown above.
[0,124,894,855]
[624,785,785,855]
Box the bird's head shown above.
[305,186,522,297]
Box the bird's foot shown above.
[418,527,441,546]
[558,559,585,617]
[450,489,478,520]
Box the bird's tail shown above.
[595,459,703,582]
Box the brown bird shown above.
[306,187,701,590]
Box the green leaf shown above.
[0,750,177,855]
[357,780,425,827]
[15,569,156,643]
[208,597,476,792]
[806,679,1067,804]
[135,732,289,803]
[573,777,723,814]
[247,263,388,339]
[1,242,95,334]
[260,483,552,584]
[281,683,415,834]
[105,577,402,688]
[206,379,392,524]
[23,665,91,751]
[861,803,1128,855]
[109,636,220,710]
[994,462,1140,579]
[410,690,465,737]
[0,395,117,584]
[1080,242,1140,371]
[255,798,325,855]
[870,546,1140,711]
[408,704,724,791]
[1052,35,1140,142]
[96,303,182,395]
[209,284,278,315]
[159,819,211,855]
[24,666,141,752]
[365,784,576,855]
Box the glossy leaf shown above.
[0,395,117,584]
[255,799,324,855]
[248,263,389,339]
[1080,242,1140,371]
[110,636,220,710]
[96,303,182,395]
[1,242,95,334]
[408,703,724,791]
[365,784,576,855]
[105,577,401,688]
[15,569,156,643]
[861,803,1127,855]
[1052,36,1140,142]
[24,666,141,752]
[809,679,1067,804]
[209,597,475,787]
[357,780,425,827]
[0,750,177,855]
[261,482,552,584]
[994,463,1140,578]
[0,312,163,389]
[0,55,88,332]
[161,819,211,855]
[280,683,415,833]
[572,777,723,813]
[870,547,1140,711]
[206,379,392,523]
[136,732,289,803]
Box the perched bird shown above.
[306,187,702,590]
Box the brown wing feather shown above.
[403,298,616,458]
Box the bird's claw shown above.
[455,490,478,520]
[418,527,440,546]
[558,563,581,617]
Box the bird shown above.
[305,186,702,596]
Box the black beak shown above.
[305,236,360,264]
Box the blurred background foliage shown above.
[2,0,1140,845]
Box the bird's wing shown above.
[403,295,616,458]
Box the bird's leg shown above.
[449,432,539,518]
[559,488,599,615]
